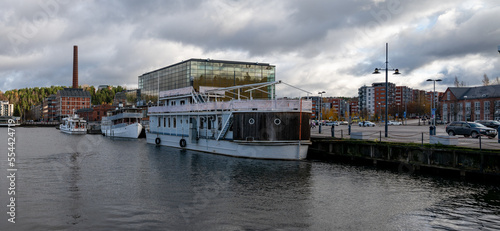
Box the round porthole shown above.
[249,118,255,125]
[274,118,281,125]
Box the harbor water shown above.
[1,127,500,230]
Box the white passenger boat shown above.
[147,81,312,160]
[101,106,143,138]
[60,114,87,134]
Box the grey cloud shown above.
[1,0,500,96]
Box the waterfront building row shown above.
[311,97,358,120]
[358,82,442,120]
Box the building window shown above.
[447,92,450,100]
[475,102,480,111]
[485,101,490,112]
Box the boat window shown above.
[200,119,204,129]
[171,101,176,106]
[208,117,212,129]
[168,117,171,128]
[180,100,185,105]
[164,117,166,127]
[158,117,161,127]
[173,117,176,128]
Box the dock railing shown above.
[149,99,312,114]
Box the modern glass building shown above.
[138,59,276,102]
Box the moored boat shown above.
[0,116,20,127]
[101,106,143,138]
[146,81,312,160]
[60,114,87,134]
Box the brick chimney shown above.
[73,45,78,89]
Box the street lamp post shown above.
[373,43,400,137]
[464,95,468,121]
[426,79,442,135]
[378,102,381,123]
[318,91,326,134]
[396,103,400,121]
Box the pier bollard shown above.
[331,125,335,138]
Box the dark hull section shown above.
[233,112,311,141]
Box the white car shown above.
[358,121,375,127]
[388,121,402,125]
[325,121,338,126]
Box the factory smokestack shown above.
[72,45,78,89]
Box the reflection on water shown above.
[0,127,499,230]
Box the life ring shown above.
[155,137,161,145]
[179,138,187,148]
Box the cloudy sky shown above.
[1,0,500,97]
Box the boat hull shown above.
[146,132,309,160]
[102,123,143,138]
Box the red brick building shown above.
[441,85,500,122]
[347,100,359,117]
[56,88,91,120]
[76,104,115,122]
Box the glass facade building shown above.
[138,59,276,102]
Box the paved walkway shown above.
[311,120,500,151]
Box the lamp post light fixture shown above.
[318,91,326,134]
[426,78,442,135]
[372,43,400,137]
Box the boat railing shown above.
[106,112,143,121]
[148,99,312,114]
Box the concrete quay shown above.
[308,119,500,180]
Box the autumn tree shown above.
[482,74,490,86]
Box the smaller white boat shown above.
[60,114,87,134]
[101,106,143,138]
[0,116,20,127]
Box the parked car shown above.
[358,121,375,127]
[325,121,338,126]
[475,120,500,129]
[388,121,402,125]
[445,121,497,138]
[338,121,349,125]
